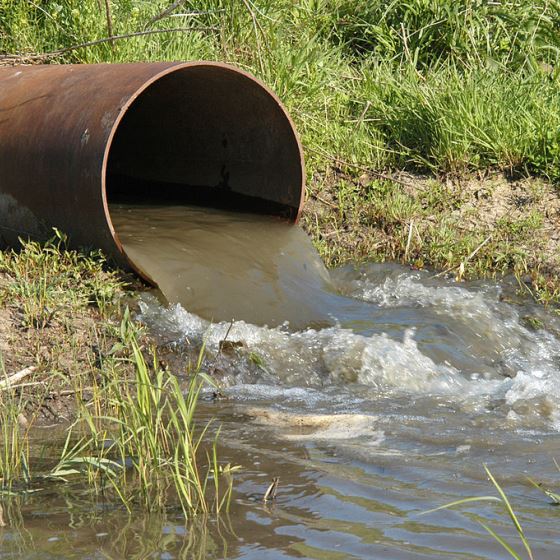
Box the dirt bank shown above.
[0,239,143,425]
[302,170,560,305]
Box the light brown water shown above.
[3,204,560,558]
[111,204,339,329]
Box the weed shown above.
[0,230,124,327]
[526,458,560,505]
[422,465,534,560]
[0,396,31,491]
[52,314,234,517]
[0,313,233,517]
[0,234,232,516]
[2,1,560,180]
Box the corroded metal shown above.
[0,62,305,282]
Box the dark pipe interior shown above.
[106,65,303,218]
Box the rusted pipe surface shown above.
[0,62,305,282]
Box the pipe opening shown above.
[105,64,304,219]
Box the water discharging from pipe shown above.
[88,202,560,557]
[110,203,365,329]
[110,200,560,384]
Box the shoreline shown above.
[303,169,560,306]
[1,169,558,427]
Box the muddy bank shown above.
[0,240,144,425]
[0,298,113,424]
[302,170,560,305]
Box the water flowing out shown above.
[101,203,560,558]
[111,204,340,329]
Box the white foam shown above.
[138,263,560,431]
[140,297,470,394]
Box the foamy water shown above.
[136,263,560,433]
[88,205,560,556]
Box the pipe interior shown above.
[106,65,303,218]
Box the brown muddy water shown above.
[111,204,345,329]
[4,204,560,558]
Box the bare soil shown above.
[302,170,560,299]
[0,299,114,424]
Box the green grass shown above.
[0,1,559,297]
[0,311,234,516]
[0,395,31,491]
[326,0,560,71]
[0,232,125,491]
[0,229,123,327]
[360,63,560,178]
[52,315,235,517]
[423,466,534,560]
[0,235,232,517]
[1,0,559,181]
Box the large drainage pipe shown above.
[0,62,305,282]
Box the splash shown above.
[111,203,560,430]
[137,265,560,430]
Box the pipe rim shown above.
[101,61,306,285]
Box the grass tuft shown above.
[60,314,235,516]
[0,235,232,518]
[422,465,534,560]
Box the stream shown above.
[3,204,560,558]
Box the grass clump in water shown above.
[0,313,234,518]
[0,396,32,493]
[54,314,235,517]
[423,465,534,560]
[0,234,233,518]
[0,231,125,493]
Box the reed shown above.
[422,465,534,560]
[51,314,234,517]
[0,233,232,516]
[0,395,31,491]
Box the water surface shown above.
[111,204,338,329]
[3,204,560,559]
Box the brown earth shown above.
[302,170,560,302]
[0,298,123,425]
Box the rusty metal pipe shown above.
[0,62,305,282]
